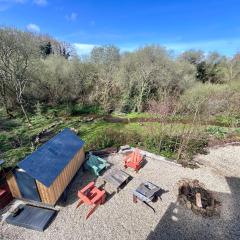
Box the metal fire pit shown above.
[133,181,160,203]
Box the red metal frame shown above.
[123,148,144,172]
[76,181,106,219]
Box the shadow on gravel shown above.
[146,177,240,240]
[58,163,114,207]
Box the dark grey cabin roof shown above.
[17,128,84,187]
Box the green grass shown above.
[214,115,240,127]
[1,106,240,168]
[111,112,158,119]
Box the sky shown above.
[0,0,240,56]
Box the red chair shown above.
[123,148,144,172]
[76,182,106,219]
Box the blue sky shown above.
[1,0,240,56]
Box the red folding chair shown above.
[123,148,144,172]
[76,182,106,219]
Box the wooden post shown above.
[196,193,202,208]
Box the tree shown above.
[40,41,52,57]
[90,45,120,112]
[195,52,225,84]
[222,53,240,81]
[0,27,38,124]
[180,50,204,65]
[69,57,97,105]
[118,45,196,112]
[0,69,13,117]
[37,34,74,59]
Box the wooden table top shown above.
[103,169,130,188]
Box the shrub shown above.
[184,137,208,158]
[214,115,240,127]
[85,127,208,165]
[146,99,176,116]
[179,82,240,116]
[142,134,181,158]
[206,126,229,139]
[69,104,104,115]
[85,128,141,151]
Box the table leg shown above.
[133,195,138,203]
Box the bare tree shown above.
[0,27,38,124]
[90,45,120,112]
[223,53,240,81]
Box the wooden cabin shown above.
[6,128,85,205]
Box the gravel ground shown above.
[1,145,240,240]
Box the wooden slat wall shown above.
[6,172,22,198]
[36,148,85,205]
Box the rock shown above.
[70,127,78,133]
[120,145,131,151]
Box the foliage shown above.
[2,27,240,169]
[206,126,229,139]
[180,50,226,84]
[1,27,240,120]
[85,128,141,150]
[179,82,240,115]
[214,115,240,127]
[68,104,104,115]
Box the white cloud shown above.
[26,23,40,33]
[66,12,77,21]
[33,0,47,6]
[74,43,96,55]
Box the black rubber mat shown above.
[6,204,57,232]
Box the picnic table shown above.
[103,169,130,193]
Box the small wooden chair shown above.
[76,182,106,219]
[84,152,110,176]
[123,148,144,172]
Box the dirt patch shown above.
[103,115,236,127]
[178,179,221,217]
[208,138,240,148]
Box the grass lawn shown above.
[1,107,240,168]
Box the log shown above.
[196,193,203,208]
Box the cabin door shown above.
[14,168,41,202]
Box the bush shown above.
[214,115,240,127]
[85,128,141,151]
[184,137,208,158]
[86,127,208,164]
[142,134,181,158]
[206,126,229,139]
[69,104,104,115]
[179,82,240,116]
[146,99,176,116]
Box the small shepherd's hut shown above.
[6,128,85,205]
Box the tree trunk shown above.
[137,81,146,112]
[4,103,14,118]
[19,102,31,126]
[0,81,13,118]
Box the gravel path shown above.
[1,145,240,240]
